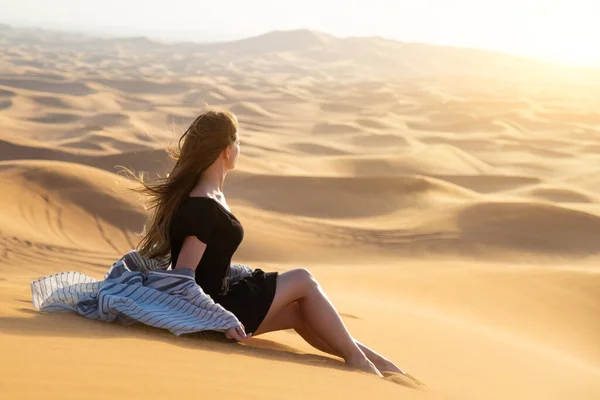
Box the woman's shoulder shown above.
[176,197,236,225]
[179,197,219,215]
[172,196,217,224]
[171,198,209,222]
[171,197,220,240]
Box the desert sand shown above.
[1,24,600,399]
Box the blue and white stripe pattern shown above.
[30,250,254,336]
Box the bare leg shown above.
[254,269,382,376]
[298,321,405,374]
[255,301,404,374]
[253,301,333,353]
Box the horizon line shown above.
[2,19,599,69]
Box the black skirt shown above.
[212,268,278,335]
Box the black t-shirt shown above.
[169,196,244,296]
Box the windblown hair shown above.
[120,106,238,261]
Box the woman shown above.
[129,107,404,377]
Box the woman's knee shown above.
[277,268,320,302]
[291,268,319,291]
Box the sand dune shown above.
[203,29,336,54]
[286,142,351,155]
[0,76,96,95]
[230,101,278,118]
[508,183,599,203]
[315,145,494,176]
[0,137,172,174]
[0,99,11,110]
[319,101,363,113]
[226,171,479,219]
[428,174,541,193]
[1,25,600,400]
[30,95,72,108]
[455,201,600,258]
[312,121,361,134]
[564,171,600,192]
[0,160,143,252]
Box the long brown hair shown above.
[120,106,238,260]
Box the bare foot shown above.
[372,358,426,387]
[373,358,406,375]
[347,356,384,377]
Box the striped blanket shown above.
[30,250,254,336]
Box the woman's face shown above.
[226,135,240,170]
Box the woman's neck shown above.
[195,162,229,197]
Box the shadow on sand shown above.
[2,305,426,390]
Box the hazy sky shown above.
[1,0,598,66]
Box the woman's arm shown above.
[173,235,207,271]
[173,235,249,341]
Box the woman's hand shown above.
[225,324,251,342]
